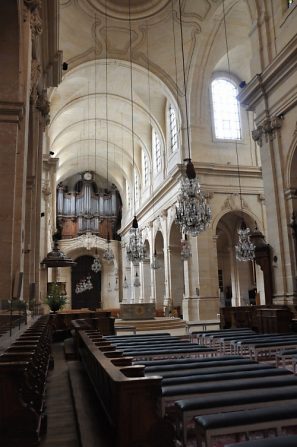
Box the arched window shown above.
[127,183,131,211]
[153,129,161,172]
[169,105,178,153]
[142,152,149,187]
[211,78,241,140]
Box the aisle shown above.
[40,342,80,447]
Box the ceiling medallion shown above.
[84,0,171,20]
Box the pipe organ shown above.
[57,172,121,239]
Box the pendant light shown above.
[175,0,211,237]
[123,276,129,289]
[221,0,255,261]
[144,17,160,271]
[126,0,146,267]
[102,4,115,263]
[133,271,141,288]
[91,13,101,275]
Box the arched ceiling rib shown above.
[49,59,175,188]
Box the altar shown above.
[120,303,155,320]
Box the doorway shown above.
[71,255,101,310]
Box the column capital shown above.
[0,101,24,124]
[252,115,283,147]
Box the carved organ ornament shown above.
[57,172,122,240]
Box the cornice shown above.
[0,102,25,124]
[238,33,297,112]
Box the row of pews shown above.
[73,325,297,447]
[0,315,52,446]
[134,328,297,447]
[74,329,217,447]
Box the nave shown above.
[3,314,297,447]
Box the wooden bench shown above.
[162,374,297,414]
[185,319,220,335]
[195,403,297,447]
[193,328,255,345]
[0,316,51,446]
[77,329,174,447]
[225,434,297,447]
[142,357,256,375]
[275,348,297,368]
[161,365,291,386]
[174,385,297,447]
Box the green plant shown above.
[45,283,67,312]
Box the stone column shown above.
[253,116,296,304]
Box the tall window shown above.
[153,129,161,173]
[169,105,178,153]
[211,78,241,140]
[127,184,131,211]
[142,152,149,187]
[135,173,139,206]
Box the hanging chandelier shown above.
[181,234,192,260]
[75,276,93,294]
[176,159,211,236]
[125,4,146,267]
[91,253,101,273]
[123,276,129,288]
[126,216,146,266]
[235,220,255,262]
[175,0,211,237]
[151,249,160,270]
[102,233,114,263]
[133,271,141,287]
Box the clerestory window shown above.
[169,105,178,153]
[153,129,161,173]
[211,78,241,140]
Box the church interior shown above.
[1,0,297,446]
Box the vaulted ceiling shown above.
[50,0,253,203]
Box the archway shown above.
[169,223,184,317]
[142,239,151,303]
[155,231,165,313]
[71,255,101,309]
[216,211,264,307]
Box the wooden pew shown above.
[0,316,51,446]
[194,403,297,447]
[77,329,173,447]
[174,385,297,446]
[225,434,297,447]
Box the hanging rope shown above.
[129,0,136,218]
[178,0,191,161]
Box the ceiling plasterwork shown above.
[78,0,171,21]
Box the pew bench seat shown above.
[161,366,291,386]
[225,434,297,447]
[174,385,297,447]
[162,374,297,412]
[275,348,297,368]
[195,403,297,447]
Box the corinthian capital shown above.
[24,0,41,12]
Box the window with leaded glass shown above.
[169,105,178,153]
[211,78,241,140]
[153,129,161,172]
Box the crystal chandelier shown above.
[125,7,146,268]
[126,217,146,266]
[102,233,114,263]
[133,271,141,287]
[235,221,255,262]
[123,276,129,288]
[75,276,93,294]
[91,254,101,273]
[151,249,160,270]
[181,234,192,260]
[176,159,211,236]
[174,1,211,237]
